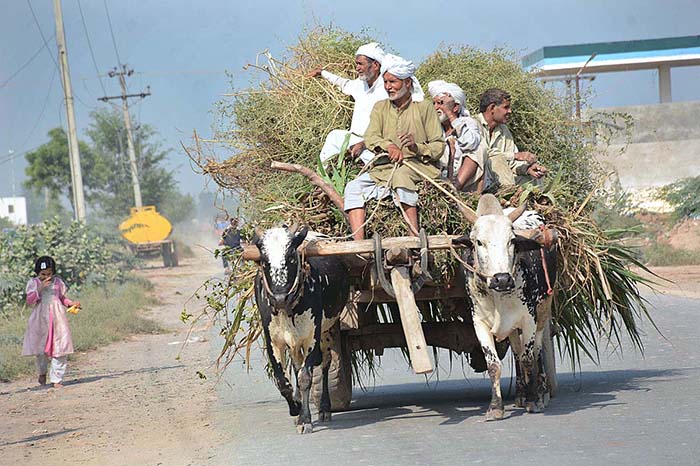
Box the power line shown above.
[26,0,60,72]
[103,0,122,66]
[77,0,107,96]
[0,144,43,166]
[25,0,96,112]
[15,66,59,154]
[0,34,56,89]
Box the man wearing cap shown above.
[428,80,488,192]
[309,42,388,165]
[476,88,547,187]
[344,54,444,240]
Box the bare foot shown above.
[52,382,64,389]
[38,374,47,385]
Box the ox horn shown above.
[456,203,478,224]
[507,203,528,223]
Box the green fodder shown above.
[189,26,657,372]
[0,280,161,381]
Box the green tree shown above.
[85,108,193,222]
[23,128,102,212]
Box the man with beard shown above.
[476,88,547,187]
[428,80,488,192]
[344,54,444,240]
[309,42,387,165]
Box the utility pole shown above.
[98,65,150,209]
[53,0,86,221]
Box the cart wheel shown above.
[312,320,352,412]
[542,318,558,397]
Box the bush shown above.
[0,218,137,315]
[659,176,700,220]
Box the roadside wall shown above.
[589,101,700,210]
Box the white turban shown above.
[355,42,385,64]
[380,54,424,102]
[427,80,469,117]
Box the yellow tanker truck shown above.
[118,206,178,267]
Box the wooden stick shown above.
[401,162,477,220]
[391,266,433,374]
[269,161,348,222]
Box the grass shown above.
[642,242,700,266]
[0,279,162,382]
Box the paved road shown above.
[209,293,700,466]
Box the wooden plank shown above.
[347,322,479,354]
[241,234,465,261]
[390,267,433,374]
[355,283,467,303]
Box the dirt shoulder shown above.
[636,265,700,300]
[0,242,226,466]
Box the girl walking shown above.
[21,256,80,388]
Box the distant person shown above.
[219,218,242,273]
[22,256,80,388]
[344,54,443,240]
[475,88,547,188]
[309,42,388,166]
[427,80,487,192]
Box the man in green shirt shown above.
[476,88,547,188]
[343,54,445,240]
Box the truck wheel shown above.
[162,242,172,268]
[170,242,179,266]
[312,321,352,412]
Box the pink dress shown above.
[21,277,75,358]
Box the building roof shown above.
[522,35,700,76]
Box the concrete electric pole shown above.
[53,0,87,221]
[98,65,151,209]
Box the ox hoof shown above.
[525,401,542,413]
[514,396,526,408]
[296,423,313,434]
[485,408,504,421]
[318,411,332,423]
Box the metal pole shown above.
[575,53,597,121]
[118,67,143,209]
[53,0,86,221]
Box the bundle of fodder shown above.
[190,26,656,370]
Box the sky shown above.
[1,0,699,206]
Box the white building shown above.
[0,197,28,226]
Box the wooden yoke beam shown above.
[241,235,463,261]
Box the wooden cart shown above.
[245,229,558,411]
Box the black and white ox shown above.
[453,194,557,421]
[252,224,350,434]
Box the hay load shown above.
[189,26,656,370]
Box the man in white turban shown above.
[427,80,488,192]
[344,55,444,240]
[309,42,388,165]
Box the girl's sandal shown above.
[52,382,64,389]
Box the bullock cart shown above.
[241,229,558,411]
